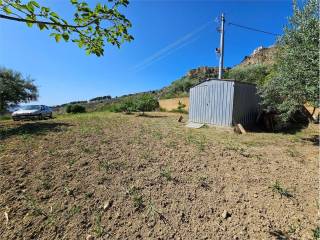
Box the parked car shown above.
[12,105,53,121]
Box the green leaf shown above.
[50,12,59,19]
[37,23,46,30]
[49,17,60,24]
[70,0,78,4]
[3,6,12,14]
[62,33,69,41]
[26,2,35,12]
[30,1,40,8]
[55,34,61,42]
[26,16,34,27]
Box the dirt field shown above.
[0,112,318,239]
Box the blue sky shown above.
[0,0,293,106]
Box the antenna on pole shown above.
[218,13,225,79]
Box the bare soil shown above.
[0,112,318,239]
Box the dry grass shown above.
[0,111,318,239]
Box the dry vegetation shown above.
[0,112,318,239]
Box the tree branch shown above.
[0,13,100,29]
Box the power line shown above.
[227,21,281,36]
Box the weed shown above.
[224,141,250,157]
[152,130,163,140]
[93,212,104,237]
[69,205,81,216]
[127,186,139,196]
[313,226,320,240]
[48,149,55,156]
[20,133,32,140]
[186,133,206,151]
[146,193,168,225]
[85,192,94,199]
[199,176,210,189]
[196,135,206,151]
[286,148,301,158]
[160,168,173,181]
[165,140,177,148]
[133,194,144,210]
[127,186,144,210]
[68,159,76,166]
[64,186,75,197]
[271,180,293,198]
[99,160,124,172]
[41,178,52,190]
[99,160,111,171]
[83,146,94,154]
[24,195,46,217]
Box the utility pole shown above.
[218,13,225,79]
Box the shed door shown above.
[192,85,211,124]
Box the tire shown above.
[49,113,53,119]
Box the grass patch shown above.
[313,226,320,240]
[271,180,293,198]
[160,168,173,181]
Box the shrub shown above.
[227,64,270,85]
[170,100,188,114]
[135,94,159,115]
[66,104,86,114]
[118,97,136,113]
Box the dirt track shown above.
[0,112,318,239]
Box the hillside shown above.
[237,45,277,68]
[54,45,276,111]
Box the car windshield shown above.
[20,105,41,110]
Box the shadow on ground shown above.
[269,230,289,240]
[0,122,72,140]
[136,114,168,118]
[301,134,319,146]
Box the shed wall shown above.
[189,80,234,126]
[232,82,259,126]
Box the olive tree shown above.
[0,0,133,56]
[260,0,319,123]
[0,67,38,113]
[135,94,159,115]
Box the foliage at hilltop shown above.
[160,68,221,99]
[225,64,271,86]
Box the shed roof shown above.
[191,78,257,89]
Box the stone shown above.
[86,235,94,240]
[221,210,231,219]
[103,199,113,211]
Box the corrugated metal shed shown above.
[189,79,259,127]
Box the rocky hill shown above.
[237,45,277,68]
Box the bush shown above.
[226,64,270,85]
[170,100,188,113]
[66,104,86,114]
[135,94,159,115]
[118,98,136,113]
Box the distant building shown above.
[189,79,260,127]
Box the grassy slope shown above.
[0,112,318,239]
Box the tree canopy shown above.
[259,0,319,123]
[0,0,133,56]
[0,67,38,113]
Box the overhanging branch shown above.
[0,13,99,29]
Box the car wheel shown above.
[49,113,53,119]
